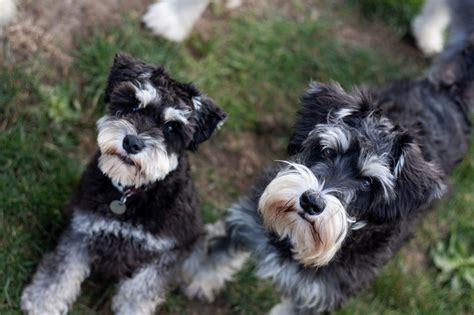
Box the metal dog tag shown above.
[110,200,126,215]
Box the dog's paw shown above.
[183,271,222,302]
[0,0,16,28]
[412,17,445,56]
[141,0,209,42]
[204,220,226,240]
[226,0,243,10]
[269,299,297,315]
[183,250,249,302]
[21,286,69,315]
[411,0,451,57]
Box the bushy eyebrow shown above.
[162,107,191,124]
[133,81,160,109]
[359,154,395,199]
[308,125,352,152]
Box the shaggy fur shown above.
[186,3,474,313]
[21,53,227,315]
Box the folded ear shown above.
[188,96,227,151]
[371,136,446,223]
[104,53,157,104]
[287,82,357,155]
[395,141,446,206]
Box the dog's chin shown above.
[99,154,142,188]
[259,199,348,267]
[98,152,178,188]
[258,164,351,267]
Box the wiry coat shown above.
[71,153,202,278]
[185,8,474,315]
[21,53,227,315]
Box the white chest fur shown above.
[71,212,175,253]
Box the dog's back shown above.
[446,0,474,51]
[430,0,474,107]
[375,0,474,176]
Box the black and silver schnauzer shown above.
[21,53,227,315]
[185,2,474,314]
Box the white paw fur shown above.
[141,0,210,42]
[0,0,17,29]
[412,0,451,56]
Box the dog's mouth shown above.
[110,153,135,166]
[118,154,135,166]
[297,211,314,223]
[101,148,136,166]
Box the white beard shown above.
[258,162,353,267]
[96,116,178,188]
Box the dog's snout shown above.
[300,190,326,215]
[123,135,145,154]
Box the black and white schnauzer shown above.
[21,53,227,315]
[185,2,474,314]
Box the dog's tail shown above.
[429,0,474,114]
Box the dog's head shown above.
[96,53,227,188]
[259,82,446,267]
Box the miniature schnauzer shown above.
[21,53,227,315]
[185,3,474,315]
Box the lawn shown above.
[1,1,473,314]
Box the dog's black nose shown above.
[122,135,145,154]
[299,190,326,215]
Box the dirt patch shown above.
[191,129,287,207]
[194,0,320,40]
[4,0,244,67]
[331,10,423,61]
[398,238,429,273]
[4,0,152,70]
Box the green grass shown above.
[352,0,424,35]
[1,6,472,315]
[0,66,82,314]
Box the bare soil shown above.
[4,0,152,70]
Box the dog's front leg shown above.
[21,230,91,315]
[111,254,176,315]
[183,221,250,302]
[269,298,299,315]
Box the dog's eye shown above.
[163,121,179,136]
[360,177,373,191]
[322,148,336,160]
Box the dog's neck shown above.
[107,180,143,215]
[103,153,188,198]
[100,151,188,195]
[74,152,193,217]
[111,179,150,195]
